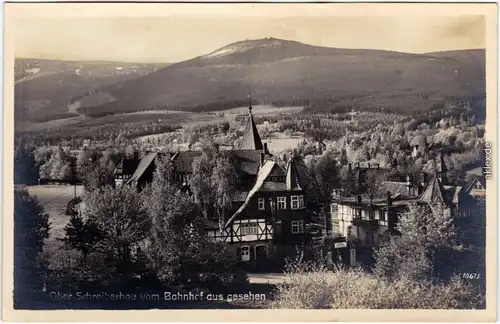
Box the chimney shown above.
[357,195,362,203]
[386,191,392,207]
[348,163,352,172]
[263,142,269,154]
[260,152,265,167]
[406,175,412,196]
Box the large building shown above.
[330,157,481,267]
[115,103,314,267]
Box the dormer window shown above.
[258,198,265,210]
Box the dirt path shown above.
[248,272,288,285]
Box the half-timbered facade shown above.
[203,158,312,264]
[116,103,313,267]
[331,156,481,267]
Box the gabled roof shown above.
[170,151,202,173]
[224,160,277,227]
[115,157,140,176]
[419,175,446,203]
[260,162,287,192]
[126,153,157,184]
[228,149,263,175]
[169,149,264,176]
[240,107,263,150]
[465,176,486,192]
[379,181,418,198]
[286,158,302,191]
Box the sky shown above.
[13,13,485,63]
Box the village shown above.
[15,94,486,282]
[10,11,490,310]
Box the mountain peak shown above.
[204,37,291,58]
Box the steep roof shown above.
[419,175,446,203]
[260,162,287,192]
[169,149,264,176]
[114,157,140,176]
[240,106,263,150]
[224,160,277,227]
[170,151,202,173]
[286,158,303,191]
[379,181,419,198]
[465,176,486,192]
[228,149,263,175]
[126,153,158,184]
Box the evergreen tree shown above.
[61,211,104,267]
[13,187,50,307]
[14,145,39,185]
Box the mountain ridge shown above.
[15,38,485,121]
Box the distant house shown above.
[464,176,486,198]
[331,156,479,267]
[82,139,91,148]
[114,154,141,186]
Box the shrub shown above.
[273,263,485,309]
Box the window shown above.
[258,198,265,210]
[379,210,386,222]
[277,197,287,210]
[330,203,338,213]
[240,246,250,262]
[291,195,304,209]
[240,222,258,235]
[291,220,304,233]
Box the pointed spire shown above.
[434,151,448,184]
[419,174,445,203]
[286,156,302,191]
[240,92,263,150]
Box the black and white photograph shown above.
[3,2,497,320]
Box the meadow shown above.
[27,185,84,267]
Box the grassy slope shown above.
[15,58,169,122]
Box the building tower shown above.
[240,91,264,150]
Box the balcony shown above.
[352,217,379,227]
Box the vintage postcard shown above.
[2,2,498,322]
